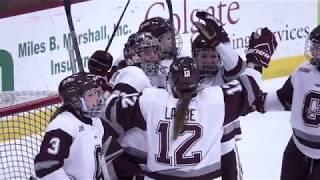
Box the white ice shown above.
[238,76,292,180]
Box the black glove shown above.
[97,76,112,92]
[194,11,229,46]
[241,92,267,116]
[253,92,267,113]
[246,28,278,68]
[88,50,113,76]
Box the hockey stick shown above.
[101,136,123,179]
[67,43,77,74]
[64,0,84,72]
[105,0,131,52]
[165,0,177,60]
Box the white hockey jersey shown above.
[159,58,173,90]
[34,110,122,180]
[198,43,246,155]
[118,71,261,179]
[265,61,320,159]
[144,58,173,89]
[109,65,152,94]
[105,62,168,135]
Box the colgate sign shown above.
[145,0,240,35]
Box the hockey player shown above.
[256,25,320,180]
[107,31,170,95]
[129,31,168,88]
[104,32,166,179]
[192,31,244,180]
[107,32,156,95]
[87,32,152,96]
[114,56,264,179]
[192,32,266,180]
[104,32,171,135]
[191,11,278,180]
[34,72,125,179]
[86,21,177,180]
[138,16,182,77]
[90,17,178,94]
[138,16,182,61]
[88,32,156,179]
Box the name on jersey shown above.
[165,107,196,121]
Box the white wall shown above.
[0,0,317,91]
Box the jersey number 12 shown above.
[155,121,203,166]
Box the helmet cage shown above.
[305,38,320,66]
[192,48,221,78]
[132,32,162,66]
[158,31,183,59]
[79,87,105,118]
[136,45,161,64]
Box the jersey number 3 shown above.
[155,121,202,166]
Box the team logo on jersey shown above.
[303,90,320,127]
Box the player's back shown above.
[138,86,226,179]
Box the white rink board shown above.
[0,0,317,91]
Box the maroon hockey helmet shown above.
[169,56,200,92]
[138,17,172,38]
[305,25,320,66]
[58,72,105,118]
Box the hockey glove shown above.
[88,50,113,76]
[241,92,267,115]
[194,11,229,47]
[246,27,278,68]
[97,76,113,92]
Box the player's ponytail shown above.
[173,90,193,139]
[170,57,199,140]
